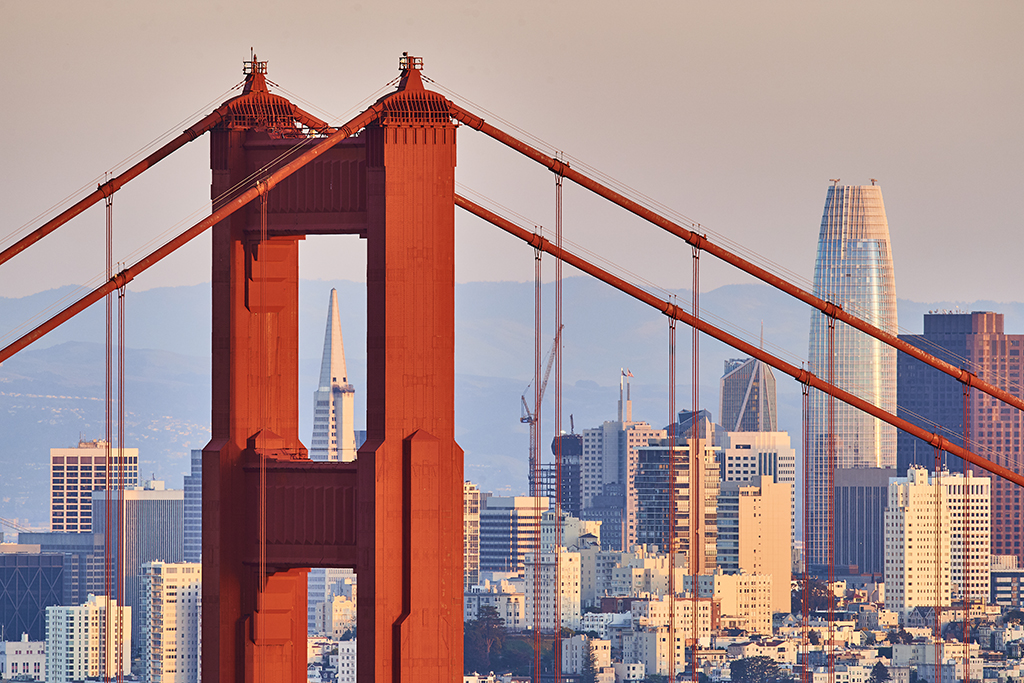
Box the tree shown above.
[731,656,784,683]
[463,605,507,674]
[942,621,965,642]
[886,628,915,644]
[861,629,877,646]
[791,579,836,615]
[808,630,820,645]
[498,636,535,675]
[580,639,598,683]
[869,662,891,683]
[1004,609,1024,624]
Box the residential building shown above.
[524,549,581,631]
[0,633,45,681]
[310,288,357,462]
[540,509,601,552]
[183,449,202,564]
[562,634,611,674]
[0,548,64,641]
[16,531,104,606]
[464,580,526,631]
[50,439,139,532]
[336,639,356,683]
[307,568,355,636]
[720,357,777,432]
[834,467,896,575]
[720,430,796,543]
[479,496,548,575]
[45,594,131,683]
[143,561,202,683]
[897,311,1024,562]
[885,467,991,614]
[464,481,481,590]
[633,437,720,574]
[807,183,898,567]
[717,475,792,613]
[92,480,184,643]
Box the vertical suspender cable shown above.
[935,446,943,683]
[533,243,543,683]
[690,245,700,682]
[801,384,810,683]
[668,309,677,681]
[827,317,836,683]
[963,384,972,683]
[103,188,114,679]
[553,169,563,682]
[116,282,126,683]
[258,191,269,683]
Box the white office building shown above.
[0,633,45,681]
[143,561,202,683]
[885,467,991,614]
[45,594,131,683]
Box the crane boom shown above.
[520,325,562,424]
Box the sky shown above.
[1,1,1022,308]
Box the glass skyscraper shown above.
[806,184,898,568]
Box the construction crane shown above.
[521,325,562,497]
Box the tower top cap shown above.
[399,52,424,71]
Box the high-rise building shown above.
[143,561,202,683]
[719,430,796,542]
[633,437,720,573]
[536,434,583,518]
[50,439,139,532]
[884,467,991,615]
[183,449,202,564]
[16,532,105,606]
[310,288,357,462]
[719,357,777,432]
[897,311,1024,561]
[479,496,548,576]
[580,418,665,551]
[807,183,898,567]
[833,467,896,576]
[464,481,481,590]
[524,549,581,631]
[0,548,64,641]
[45,594,130,683]
[92,481,184,643]
[717,475,792,613]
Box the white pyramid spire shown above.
[318,289,349,390]
[310,289,357,462]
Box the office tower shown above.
[16,532,105,606]
[807,183,898,567]
[0,548,64,641]
[884,467,991,614]
[579,483,625,552]
[536,434,583,518]
[143,561,202,683]
[898,311,1024,561]
[183,449,202,564]
[633,437,720,573]
[833,467,896,575]
[717,475,792,613]
[92,481,184,643]
[479,496,548,575]
[580,392,666,551]
[310,288,357,462]
[0,633,45,681]
[524,549,581,631]
[308,568,355,636]
[464,481,481,590]
[50,439,139,532]
[45,595,130,683]
[719,357,777,432]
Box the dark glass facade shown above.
[0,553,64,641]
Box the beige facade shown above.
[143,561,202,683]
[50,439,138,532]
[46,595,131,683]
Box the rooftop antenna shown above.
[830,178,840,186]
[570,414,575,435]
[870,178,877,186]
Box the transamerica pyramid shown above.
[310,288,357,461]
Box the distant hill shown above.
[2,278,1021,526]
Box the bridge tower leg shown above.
[357,65,463,682]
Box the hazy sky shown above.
[1,1,1021,307]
